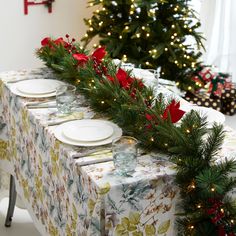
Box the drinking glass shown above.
[140,69,160,87]
[112,136,138,176]
[56,84,76,114]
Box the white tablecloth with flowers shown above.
[0,68,236,236]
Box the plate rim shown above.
[10,79,64,98]
[54,119,122,146]
[62,121,114,142]
[16,80,57,95]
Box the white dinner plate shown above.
[181,105,225,125]
[10,79,65,98]
[16,79,58,95]
[54,119,122,146]
[62,120,114,142]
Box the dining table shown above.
[0,67,236,236]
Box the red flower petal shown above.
[162,100,185,123]
[92,47,107,62]
[73,53,89,65]
[41,37,51,46]
[145,114,153,121]
[106,75,115,83]
[54,37,65,45]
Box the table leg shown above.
[5,175,17,227]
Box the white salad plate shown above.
[10,79,64,98]
[181,105,225,125]
[54,119,122,146]
[62,120,114,142]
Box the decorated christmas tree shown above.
[82,0,204,90]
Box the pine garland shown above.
[36,36,236,235]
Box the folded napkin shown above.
[73,149,113,166]
[44,111,84,126]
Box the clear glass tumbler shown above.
[141,68,159,87]
[56,84,76,115]
[112,136,138,176]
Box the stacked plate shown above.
[10,79,64,98]
[54,119,122,146]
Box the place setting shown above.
[9,78,65,98]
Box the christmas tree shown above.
[82,0,204,90]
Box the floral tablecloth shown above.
[0,68,236,236]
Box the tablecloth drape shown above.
[0,68,235,236]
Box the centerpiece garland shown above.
[37,35,236,235]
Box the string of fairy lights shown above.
[83,1,203,90]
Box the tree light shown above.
[107,32,111,36]
[146,33,150,37]
[136,33,141,38]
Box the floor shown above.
[0,115,235,236]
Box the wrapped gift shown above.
[220,84,236,115]
[184,91,221,111]
[191,65,232,98]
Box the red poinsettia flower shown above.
[162,100,185,123]
[116,68,134,89]
[73,53,89,66]
[41,37,52,47]
[92,47,107,62]
[53,37,66,45]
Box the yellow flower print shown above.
[50,148,59,177]
[98,182,111,195]
[88,198,96,216]
[48,220,59,236]
[145,224,156,236]
[35,175,43,202]
[38,155,43,177]
[0,140,8,160]
[115,212,141,236]
[21,178,30,201]
[21,108,30,133]
[65,224,73,236]
[157,220,170,234]
[72,204,78,230]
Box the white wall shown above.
[0,0,95,71]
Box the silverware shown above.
[78,157,113,166]
[72,148,112,159]
[27,104,57,109]
[47,117,81,126]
